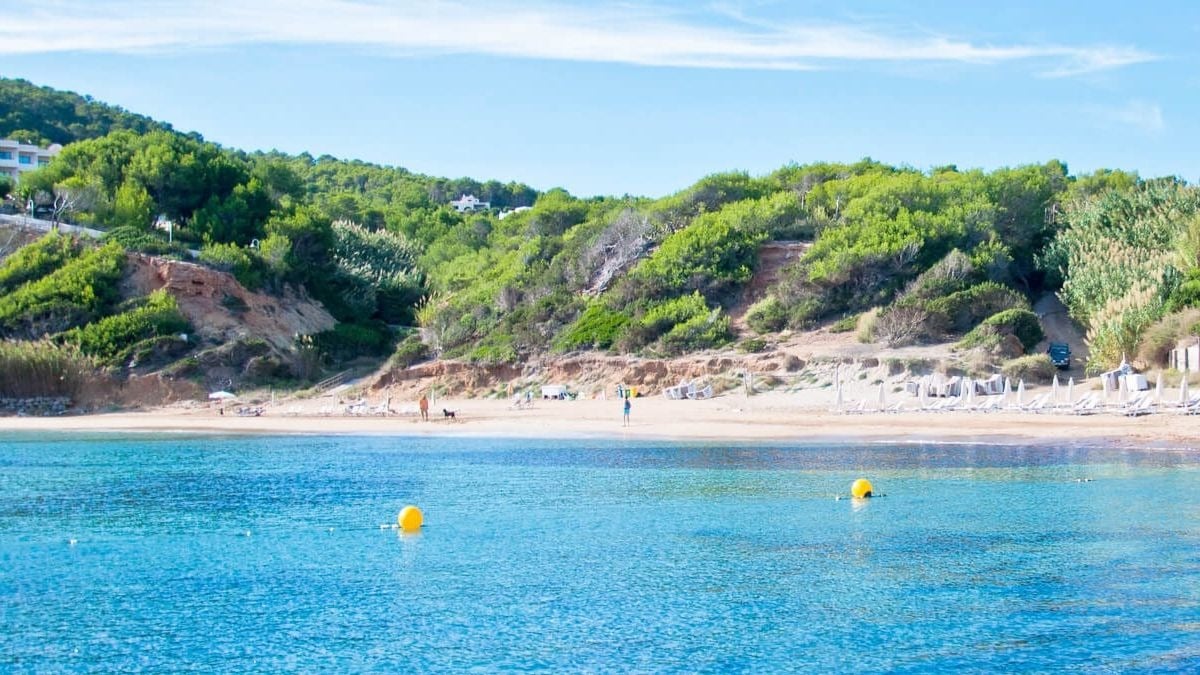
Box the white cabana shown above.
[208,391,236,400]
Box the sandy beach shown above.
[3,391,1199,448]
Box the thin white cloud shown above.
[1086,100,1165,135]
[0,0,1155,75]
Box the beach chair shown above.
[1123,396,1155,417]
[1072,395,1100,415]
[1021,393,1050,413]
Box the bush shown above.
[829,314,858,333]
[1137,309,1200,368]
[745,295,786,333]
[389,332,430,369]
[555,303,630,351]
[0,242,125,338]
[738,337,768,353]
[657,311,732,356]
[199,242,262,289]
[312,321,393,362]
[103,226,186,256]
[856,307,879,343]
[959,308,1044,353]
[873,305,929,347]
[63,290,190,364]
[1001,354,1056,383]
[923,282,1027,335]
[0,232,81,294]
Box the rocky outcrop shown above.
[123,253,335,351]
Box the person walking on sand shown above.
[623,397,631,426]
[419,393,429,421]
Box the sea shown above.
[1,432,1198,672]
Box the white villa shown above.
[450,194,490,213]
[0,139,61,184]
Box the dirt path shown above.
[1034,293,1088,373]
[728,241,809,333]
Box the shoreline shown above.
[3,393,1199,449]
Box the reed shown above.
[0,339,98,398]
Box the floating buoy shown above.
[851,478,874,499]
[398,505,424,532]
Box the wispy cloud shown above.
[1086,100,1165,134]
[0,0,1155,75]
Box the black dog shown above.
[442,408,456,419]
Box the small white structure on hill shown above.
[450,194,490,213]
[498,206,532,220]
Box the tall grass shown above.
[0,339,97,398]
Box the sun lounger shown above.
[1123,396,1156,417]
[1072,394,1100,415]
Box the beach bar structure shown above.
[1170,339,1200,373]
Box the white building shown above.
[498,206,532,220]
[0,139,61,184]
[449,194,490,213]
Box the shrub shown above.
[199,242,262,289]
[0,242,125,337]
[745,295,786,333]
[555,303,630,351]
[959,308,1044,353]
[657,311,732,356]
[738,337,768,353]
[923,282,1027,335]
[1001,354,1056,383]
[389,333,430,369]
[1137,309,1200,368]
[0,232,81,294]
[63,290,190,364]
[103,226,185,256]
[872,305,929,347]
[312,321,393,362]
[856,307,879,343]
[829,314,858,333]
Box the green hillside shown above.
[3,76,1200,396]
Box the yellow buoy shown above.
[398,505,424,532]
[850,478,874,499]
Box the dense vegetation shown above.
[5,76,1200,387]
[0,78,171,146]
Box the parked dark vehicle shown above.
[1048,342,1071,370]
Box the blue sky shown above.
[2,0,1197,197]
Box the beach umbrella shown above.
[1102,375,1111,403]
[1156,371,1164,405]
[1180,375,1189,407]
[834,367,843,410]
[1001,378,1011,406]
[964,378,974,406]
[1016,379,1025,408]
[208,391,236,400]
[1051,374,1060,405]
[1067,377,1075,405]
[919,376,928,408]
[878,382,886,410]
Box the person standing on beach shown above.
[419,393,429,421]
[623,397,631,426]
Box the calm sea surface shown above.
[1,433,1198,672]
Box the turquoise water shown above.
[2,434,1199,672]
